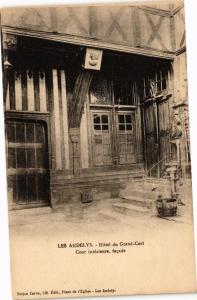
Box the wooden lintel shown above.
[1,26,175,60]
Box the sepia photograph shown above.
[0,0,196,299]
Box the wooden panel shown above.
[33,71,40,111]
[27,70,35,111]
[5,80,10,110]
[96,7,131,45]
[21,69,28,111]
[39,71,47,112]
[8,69,16,110]
[5,69,49,113]
[138,8,172,51]
[134,82,143,162]
[158,99,170,163]
[14,71,22,110]
[179,52,187,100]
[117,112,135,164]
[55,7,89,37]
[173,52,187,103]
[144,103,157,170]
[91,111,113,166]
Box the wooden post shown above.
[39,71,47,112]
[2,33,17,109]
[69,70,93,175]
[153,100,160,178]
[52,69,62,170]
[15,70,22,111]
[69,128,80,176]
[60,70,70,170]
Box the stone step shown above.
[144,178,171,186]
[126,178,171,185]
[121,196,153,208]
[112,202,151,216]
[121,189,160,199]
[121,186,171,198]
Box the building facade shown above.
[0,1,189,210]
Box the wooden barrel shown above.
[156,198,177,217]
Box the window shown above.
[114,79,135,105]
[143,69,168,99]
[90,75,111,105]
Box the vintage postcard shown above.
[0,0,196,299]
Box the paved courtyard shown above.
[8,197,197,299]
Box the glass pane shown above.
[17,148,26,168]
[90,76,110,104]
[26,123,35,143]
[157,80,162,92]
[37,174,49,201]
[27,174,37,202]
[36,124,44,143]
[17,174,27,203]
[26,148,35,168]
[119,124,125,131]
[114,80,133,105]
[7,123,15,142]
[118,115,125,124]
[101,115,108,124]
[126,124,132,130]
[102,125,109,131]
[162,77,167,90]
[125,115,132,123]
[93,114,100,124]
[16,123,25,143]
[8,148,16,168]
[7,175,17,203]
[94,124,101,131]
[36,148,45,168]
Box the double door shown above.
[91,110,136,166]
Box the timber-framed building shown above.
[0,1,190,210]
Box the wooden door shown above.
[143,99,170,176]
[6,120,50,209]
[143,101,159,174]
[117,112,136,164]
[91,111,113,166]
[157,99,171,170]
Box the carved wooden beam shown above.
[2,33,17,108]
[69,70,93,128]
[68,69,93,176]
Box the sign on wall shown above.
[84,48,103,70]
